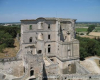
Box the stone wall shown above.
[0,60,24,77]
[57,39,79,60]
[76,62,90,74]
[60,74,100,80]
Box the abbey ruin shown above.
[0,17,100,80]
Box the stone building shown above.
[19,17,79,77]
[0,17,100,80]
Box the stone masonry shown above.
[0,17,100,80]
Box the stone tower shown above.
[0,17,100,80]
[19,17,79,80]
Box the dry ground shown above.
[89,32,100,36]
[95,59,100,68]
[79,32,100,39]
[0,39,19,58]
[79,35,95,39]
[80,56,100,74]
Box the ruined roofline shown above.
[20,17,77,21]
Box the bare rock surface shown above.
[80,56,100,73]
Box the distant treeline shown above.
[0,26,20,38]
[0,26,20,52]
[76,22,100,24]
[76,36,100,60]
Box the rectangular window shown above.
[29,25,32,30]
[48,35,50,39]
[48,24,50,29]
[48,47,50,53]
[37,50,42,54]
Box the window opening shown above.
[29,37,32,42]
[48,35,50,39]
[37,50,42,54]
[48,44,51,53]
[48,24,50,29]
[30,70,34,76]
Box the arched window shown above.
[38,22,43,29]
[38,33,43,40]
[30,70,34,76]
[48,44,50,47]
[48,44,51,53]
[29,37,32,42]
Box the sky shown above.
[0,0,100,22]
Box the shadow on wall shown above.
[60,26,64,42]
[62,64,76,74]
[43,64,48,80]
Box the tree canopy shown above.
[0,26,20,52]
[87,25,95,34]
[76,36,100,60]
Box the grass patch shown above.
[76,28,88,32]
[94,27,100,32]
[75,24,88,27]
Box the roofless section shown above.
[20,17,77,21]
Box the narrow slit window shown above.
[24,67,25,73]
[48,34,50,39]
[48,44,51,53]
[48,48,50,53]
[48,24,50,29]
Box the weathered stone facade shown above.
[19,17,80,79]
[0,17,100,80]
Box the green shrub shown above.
[80,33,84,35]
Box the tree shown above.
[87,25,95,34]
[0,31,14,52]
[76,35,100,60]
[0,44,6,52]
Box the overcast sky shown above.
[0,0,100,22]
